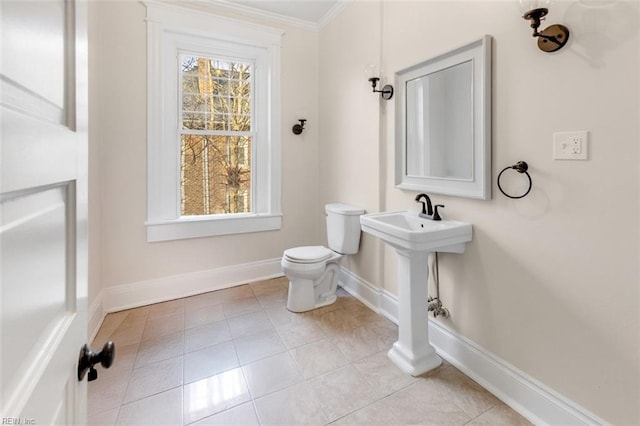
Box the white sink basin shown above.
[360,211,472,252]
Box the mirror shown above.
[395,35,492,200]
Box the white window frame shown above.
[145,2,283,242]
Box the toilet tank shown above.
[325,203,365,254]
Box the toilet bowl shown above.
[282,204,364,313]
[281,246,342,312]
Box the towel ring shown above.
[497,161,532,199]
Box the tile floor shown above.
[88,277,531,425]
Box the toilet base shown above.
[286,278,337,313]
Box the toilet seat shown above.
[283,246,333,264]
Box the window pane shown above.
[182,93,207,130]
[181,134,252,216]
[181,56,252,131]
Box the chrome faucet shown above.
[415,193,444,221]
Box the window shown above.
[180,56,253,216]
[146,3,283,242]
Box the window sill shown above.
[146,213,282,242]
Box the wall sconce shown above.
[368,77,394,100]
[292,119,306,135]
[365,64,393,100]
[520,0,569,52]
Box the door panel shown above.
[1,0,66,117]
[0,0,88,423]
[1,184,72,404]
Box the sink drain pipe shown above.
[428,252,449,318]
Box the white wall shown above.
[319,2,384,287]
[88,1,322,296]
[320,1,639,424]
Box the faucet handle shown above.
[433,205,445,221]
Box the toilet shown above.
[282,203,365,313]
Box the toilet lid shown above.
[284,246,333,263]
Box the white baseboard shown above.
[102,258,283,313]
[338,267,607,426]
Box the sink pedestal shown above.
[388,249,441,376]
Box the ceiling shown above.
[221,0,344,26]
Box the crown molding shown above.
[169,0,349,31]
[144,0,285,42]
[317,0,349,29]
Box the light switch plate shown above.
[553,131,589,160]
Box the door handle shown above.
[77,341,116,382]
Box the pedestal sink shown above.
[360,211,472,376]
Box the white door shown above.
[1,0,89,424]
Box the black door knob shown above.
[77,341,116,382]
